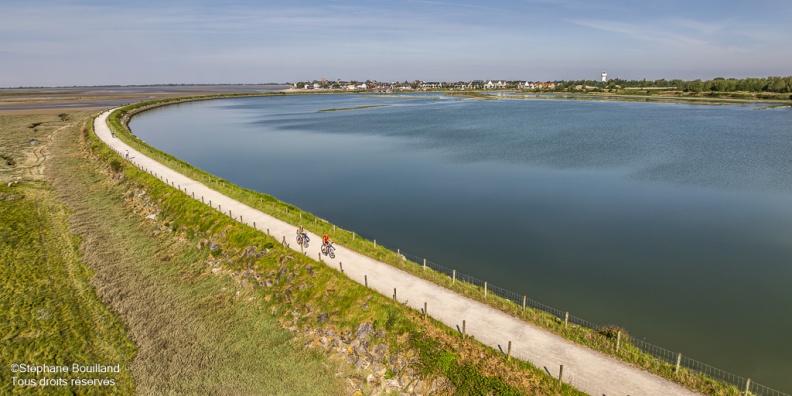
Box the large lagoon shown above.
[130,94,792,392]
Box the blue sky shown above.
[2,0,791,87]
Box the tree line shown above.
[559,76,792,93]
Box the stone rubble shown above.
[301,322,455,396]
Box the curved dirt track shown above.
[95,109,700,396]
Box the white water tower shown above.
[601,71,607,82]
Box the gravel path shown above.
[95,109,700,396]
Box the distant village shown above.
[290,78,558,92]
[288,73,792,95]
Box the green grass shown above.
[0,114,136,395]
[0,183,137,395]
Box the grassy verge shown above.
[108,97,748,395]
[0,113,136,394]
[535,90,792,105]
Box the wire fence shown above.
[385,242,787,396]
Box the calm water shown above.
[130,94,792,392]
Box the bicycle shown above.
[321,242,336,259]
[296,233,310,248]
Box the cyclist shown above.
[322,232,330,253]
[296,226,308,245]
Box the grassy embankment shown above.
[487,88,792,105]
[93,105,589,395]
[600,88,792,102]
[1,112,346,395]
[109,95,753,395]
[0,112,136,394]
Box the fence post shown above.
[744,378,751,396]
[452,270,456,284]
[240,215,242,223]
[559,365,564,382]
[253,222,256,230]
[364,275,368,288]
[374,239,377,248]
[318,252,322,262]
[352,232,355,239]
[423,258,426,270]
[219,204,221,211]
[522,295,526,311]
[616,331,621,352]
[675,352,682,374]
[424,302,427,321]
[393,288,396,301]
[484,282,488,298]
[202,196,204,204]
[507,341,512,361]
[267,228,270,235]
[462,320,466,339]
[209,200,212,207]
[339,262,343,273]
[564,312,569,329]
[333,225,336,232]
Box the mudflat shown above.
[0,85,286,115]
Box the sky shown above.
[2,0,791,87]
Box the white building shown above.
[601,72,607,82]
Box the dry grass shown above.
[0,112,82,183]
[0,113,136,395]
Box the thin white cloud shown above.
[665,18,725,35]
[569,18,708,48]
